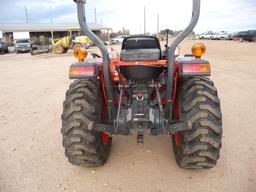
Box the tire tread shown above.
[172,77,222,169]
[61,78,111,167]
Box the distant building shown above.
[0,23,112,46]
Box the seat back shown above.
[120,36,162,61]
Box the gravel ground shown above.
[0,39,256,192]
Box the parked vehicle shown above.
[200,31,232,40]
[0,41,8,54]
[235,30,256,42]
[31,37,52,55]
[0,31,3,39]
[15,39,31,53]
[199,32,213,40]
[226,33,235,40]
[71,35,92,50]
[52,36,70,54]
[0,31,7,54]
[110,35,125,44]
[209,33,218,40]
[61,0,222,169]
[212,32,229,40]
[13,32,31,53]
[218,32,229,40]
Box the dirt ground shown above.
[0,39,256,192]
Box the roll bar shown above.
[74,0,115,119]
[165,0,201,119]
[74,0,201,121]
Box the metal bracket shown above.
[150,121,192,135]
[88,122,130,135]
[167,121,192,134]
[89,123,114,135]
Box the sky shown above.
[0,0,255,34]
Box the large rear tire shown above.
[172,77,222,169]
[61,78,112,167]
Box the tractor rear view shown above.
[61,0,222,169]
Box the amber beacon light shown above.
[74,46,88,61]
[191,43,206,57]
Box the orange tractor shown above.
[61,0,222,169]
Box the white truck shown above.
[199,33,214,40]
[110,35,126,44]
[216,31,229,40]
[0,31,3,39]
[13,32,31,53]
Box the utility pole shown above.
[94,8,97,24]
[157,13,159,36]
[144,6,146,34]
[25,4,28,23]
[50,6,53,23]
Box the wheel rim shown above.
[101,132,109,145]
[174,132,181,145]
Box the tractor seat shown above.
[120,36,163,81]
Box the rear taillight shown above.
[69,65,97,79]
[181,63,210,73]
